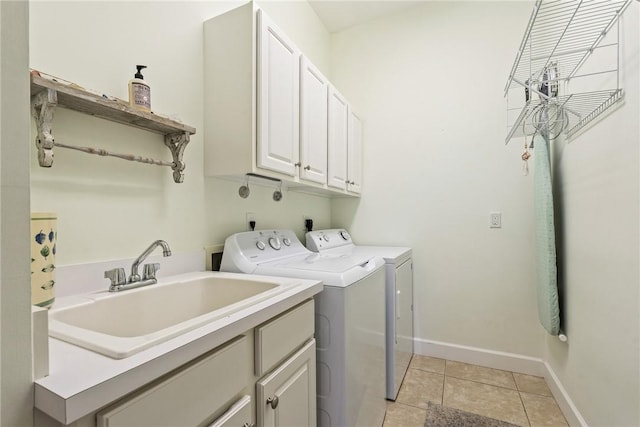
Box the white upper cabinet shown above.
[257,10,300,177]
[299,57,328,185]
[327,86,349,191]
[347,110,363,194]
[203,2,361,197]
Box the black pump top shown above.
[134,65,147,80]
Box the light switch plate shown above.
[490,212,502,228]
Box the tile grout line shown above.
[441,359,447,406]
[442,373,519,392]
[389,400,430,412]
[410,357,547,394]
[513,371,533,427]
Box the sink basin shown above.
[49,272,298,359]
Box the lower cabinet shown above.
[96,335,252,427]
[256,340,316,427]
[209,395,253,427]
[41,300,317,427]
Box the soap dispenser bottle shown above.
[128,65,151,112]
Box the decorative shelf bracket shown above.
[165,132,190,183]
[31,89,57,167]
[29,71,197,183]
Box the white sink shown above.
[49,272,296,359]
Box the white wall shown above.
[28,1,331,279]
[330,2,544,357]
[25,1,640,425]
[1,1,33,425]
[546,5,640,426]
[331,2,639,425]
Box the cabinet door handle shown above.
[304,165,311,170]
[266,396,279,409]
[294,162,301,167]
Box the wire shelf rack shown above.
[504,0,632,144]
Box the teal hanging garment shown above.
[533,133,560,335]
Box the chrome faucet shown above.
[104,240,172,292]
[130,240,172,282]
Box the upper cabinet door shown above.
[347,110,362,194]
[299,57,328,185]
[257,10,300,177]
[327,86,348,190]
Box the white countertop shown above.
[35,271,323,425]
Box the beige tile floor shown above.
[383,355,569,427]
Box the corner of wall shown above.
[414,337,587,426]
[0,1,34,425]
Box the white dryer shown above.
[220,229,387,427]
[306,229,414,401]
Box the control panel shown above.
[305,229,353,252]
[221,230,309,273]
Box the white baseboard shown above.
[414,338,545,376]
[413,337,586,427]
[541,360,588,427]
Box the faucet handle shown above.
[104,268,127,287]
[143,263,160,280]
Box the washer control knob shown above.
[268,237,281,250]
[340,231,350,241]
[323,235,330,242]
[282,237,291,246]
[256,241,266,250]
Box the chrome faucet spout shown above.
[105,240,172,292]
[129,240,172,283]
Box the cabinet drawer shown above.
[209,395,252,427]
[97,335,250,427]
[255,299,314,376]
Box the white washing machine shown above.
[306,229,414,401]
[220,230,387,427]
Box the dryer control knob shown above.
[282,237,291,246]
[340,231,350,241]
[256,241,266,250]
[323,235,330,242]
[268,237,281,250]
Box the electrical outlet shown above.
[303,215,313,232]
[246,212,256,231]
[490,212,502,228]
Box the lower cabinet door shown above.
[209,395,253,427]
[256,339,316,427]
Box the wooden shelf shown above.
[30,73,196,136]
[30,72,196,183]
